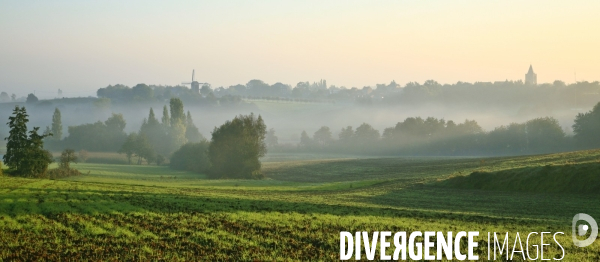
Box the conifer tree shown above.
[51,107,62,140]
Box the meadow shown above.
[0,150,599,260]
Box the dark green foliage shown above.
[20,127,54,177]
[439,162,600,194]
[208,114,267,179]
[46,166,82,179]
[169,98,185,125]
[161,105,170,126]
[59,149,78,169]
[573,102,600,148]
[156,154,165,166]
[132,83,153,100]
[47,148,82,179]
[119,133,137,164]
[3,106,53,177]
[4,107,29,171]
[26,93,38,103]
[170,141,211,173]
[51,107,62,140]
[63,114,127,151]
[140,108,170,155]
[487,117,565,154]
[119,133,155,165]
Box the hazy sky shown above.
[1,0,599,98]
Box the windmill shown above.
[182,69,208,93]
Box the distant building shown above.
[525,65,537,85]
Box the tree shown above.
[265,128,278,148]
[140,107,170,155]
[63,115,127,152]
[169,121,187,154]
[119,133,138,164]
[52,107,63,140]
[11,94,16,101]
[208,114,267,179]
[185,111,204,143]
[59,149,78,169]
[132,83,154,100]
[135,134,155,165]
[170,98,185,126]
[525,117,565,152]
[573,102,600,148]
[200,85,212,96]
[170,141,211,173]
[20,127,53,177]
[313,126,333,146]
[0,92,9,102]
[3,106,53,177]
[299,130,312,148]
[161,105,170,127]
[118,133,155,165]
[26,93,38,103]
[105,113,126,132]
[355,123,380,144]
[4,107,30,171]
[339,126,354,141]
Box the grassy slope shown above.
[437,150,600,194]
[0,151,599,260]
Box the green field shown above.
[1,151,599,260]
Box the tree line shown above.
[263,102,600,156]
[95,79,600,111]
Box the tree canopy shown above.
[208,113,266,179]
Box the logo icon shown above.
[572,213,598,247]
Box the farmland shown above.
[1,151,599,260]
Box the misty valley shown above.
[0,80,599,260]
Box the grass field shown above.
[1,150,599,260]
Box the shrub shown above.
[46,167,82,179]
[170,141,210,173]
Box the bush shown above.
[170,141,211,173]
[46,167,82,179]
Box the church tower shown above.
[525,65,537,85]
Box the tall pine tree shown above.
[4,106,29,171]
[51,107,62,140]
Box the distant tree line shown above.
[285,116,569,156]
[96,83,248,107]
[260,102,600,156]
[96,79,600,110]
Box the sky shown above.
[1,0,600,98]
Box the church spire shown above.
[527,64,534,74]
[525,65,537,85]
